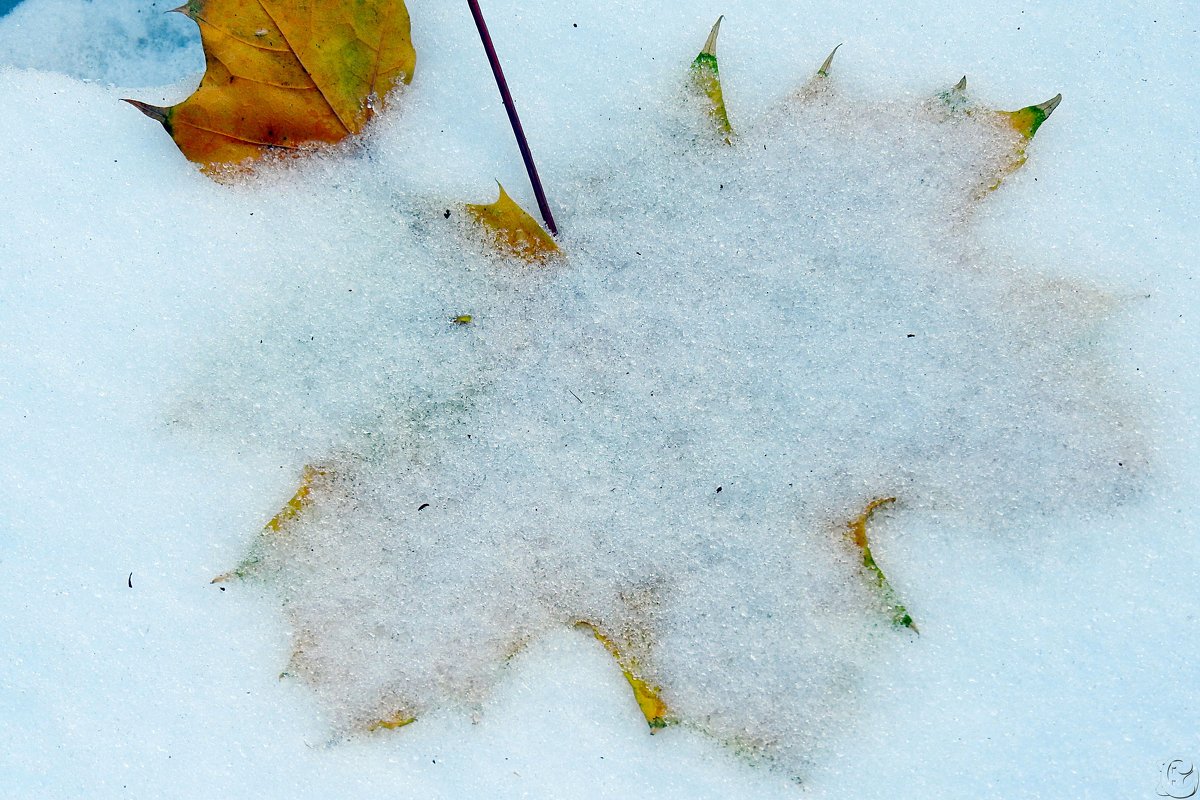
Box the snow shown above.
[1,0,1198,798]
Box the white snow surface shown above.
[1,1,1198,798]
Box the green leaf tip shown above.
[690,16,734,142]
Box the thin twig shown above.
[467,0,558,235]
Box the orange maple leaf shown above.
[127,0,415,170]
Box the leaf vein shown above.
[193,15,292,53]
[173,119,302,149]
[254,0,351,134]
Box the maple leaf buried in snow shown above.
[177,14,1143,781]
[126,0,415,169]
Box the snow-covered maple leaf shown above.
[178,19,1143,777]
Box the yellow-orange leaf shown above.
[465,183,560,263]
[127,0,416,170]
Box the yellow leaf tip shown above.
[492,181,514,205]
[817,43,842,78]
[465,183,560,263]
